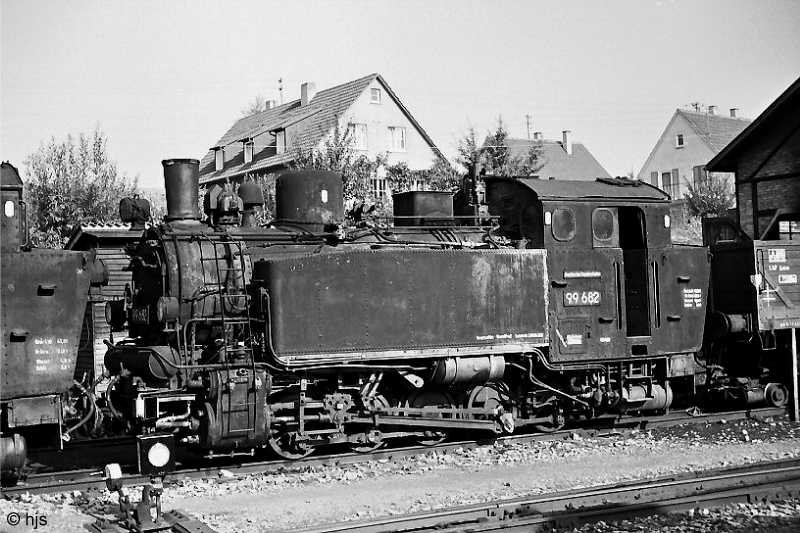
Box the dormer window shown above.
[243,139,254,163]
[675,133,685,148]
[214,148,224,171]
[370,88,381,104]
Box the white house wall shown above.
[638,114,720,197]
[337,78,437,170]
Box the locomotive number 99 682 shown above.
[563,290,601,306]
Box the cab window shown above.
[552,208,576,242]
[592,207,619,247]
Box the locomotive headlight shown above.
[147,442,171,468]
[155,296,179,324]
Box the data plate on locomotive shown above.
[563,290,601,306]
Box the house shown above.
[199,73,444,199]
[637,107,751,200]
[706,76,800,240]
[500,131,613,181]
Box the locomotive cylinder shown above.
[105,345,180,382]
[162,159,200,221]
[430,355,505,386]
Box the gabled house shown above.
[199,73,444,198]
[501,131,612,181]
[637,107,752,200]
[706,76,800,240]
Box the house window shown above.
[388,126,406,151]
[650,171,658,186]
[347,123,368,150]
[276,130,286,154]
[671,168,680,197]
[215,148,224,171]
[676,133,685,148]
[661,171,672,196]
[692,165,707,188]
[371,177,387,198]
[243,140,254,164]
[370,88,381,104]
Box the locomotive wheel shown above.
[532,399,566,433]
[404,390,454,446]
[465,383,509,433]
[268,431,313,460]
[349,395,389,453]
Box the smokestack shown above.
[708,105,716,115]
[301,82,317,106]
[729,108,738,118]
[562,130,572,155]
[533,131,542,141]
[162,159,200,221]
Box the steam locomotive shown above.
[1,157,793,481]
[101,159,790,460]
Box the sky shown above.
[2,0,799,189]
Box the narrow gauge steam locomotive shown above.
[99,159,787,460]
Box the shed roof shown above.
[487,176,669,202]
[707,76,800,172]
[504,138,613,181]
[66,223,141,250]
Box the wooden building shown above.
[66,224,139,384]
[706,77,800,240]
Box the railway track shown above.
[293,457,800,533]
[1,406,786,497]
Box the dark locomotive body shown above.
[0,162,104,482]
[3,154,792,479]
[98,159,789,462]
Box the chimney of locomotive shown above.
[162,159,201,222]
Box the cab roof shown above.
[486,176,670,202]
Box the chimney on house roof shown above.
[301,82,317,106]
[562,130,572,155]
[729,107,738,118]
[533,131,542,141]
[708,105,716,115]
[265,100,276,110]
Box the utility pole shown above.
[525,114,532,140]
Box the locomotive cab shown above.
[486,177,710,413]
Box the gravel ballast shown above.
[1,417,799,532]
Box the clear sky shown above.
[2,0,799,188]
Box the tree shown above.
[683,175,735,219]
[385,158,460,194]
[480,117,544,177]
[23,127,138,247]
[241,95,269,117]
[290,124,386,204]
